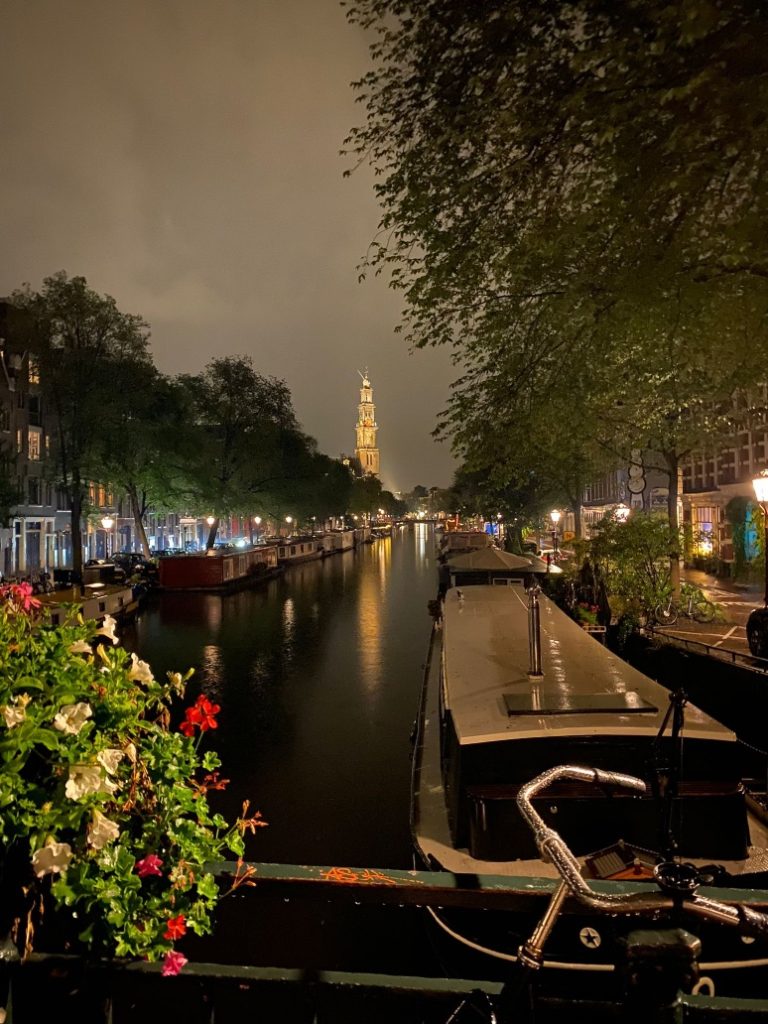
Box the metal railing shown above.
[646,624,768,674]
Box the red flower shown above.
[179,706,202,736]
[195,695,220,732]
[161,950,188,977]
[179,695,220,736]
[135,854,164,879]
[164,914,187,941]
[3,582,41,613]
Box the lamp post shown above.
[549,510,561,556]
[285,515,293,537]
[100,515,115,559]
[496,512,503,545]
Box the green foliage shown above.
[588,513,677,614]
[345,1,768,545]
[0,584,260,969]
[10,273,152,573]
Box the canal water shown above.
[124,524,443,974]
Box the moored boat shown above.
[436,529,493,561]
[411,582,768,995]
[273,536,324,565]
[158,545,280,591]
[330,528,355,553]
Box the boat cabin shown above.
[439,586,749,865]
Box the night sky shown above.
[0,0,457,493]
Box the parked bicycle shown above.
[653,584,716,626]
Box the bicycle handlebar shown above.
[516,765,768,939]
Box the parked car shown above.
[747,607,768,658]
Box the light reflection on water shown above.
[124,529,437,869]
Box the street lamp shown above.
[549,510,561,555]
[100,515,114,558]
[285,516,293,536]
[496,512,503,544]
[206,516,216,526]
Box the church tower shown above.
[354,370,380,477]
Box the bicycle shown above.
[653,584,716,626]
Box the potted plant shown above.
[0,582,263,977]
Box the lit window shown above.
[28,429,41,461]
[16,428,23,454]
[28,358,40,384]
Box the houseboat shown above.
[438,546,559,595]
[329,529,355,553]
[44,583,142,628]
[436,530,493,561]
[158,545,280,591]
[411,582,768,994]
[353,525,372,546]
[273,536,324,566]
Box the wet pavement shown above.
[651,569,765,660]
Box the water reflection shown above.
[126,528,436,868]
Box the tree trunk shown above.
[206,518,219,550]
[127,484,152,559]
[665,451,682,598]
[69,484,84,587]
[568,496,584,541]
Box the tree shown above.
[345,0,768,588]
[589,512,676,615]
[175,356,308,548]
[96,363,188,558]
[11,273,152,578]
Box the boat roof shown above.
[441,586,735,747]
[445,547,559,575]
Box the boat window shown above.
[503,693,658,715]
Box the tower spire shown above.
[354,371,379,477]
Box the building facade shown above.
[681,387,768,567]
[0,303,72,576]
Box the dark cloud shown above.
[0,0,457,492]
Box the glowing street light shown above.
[253,516,262,526]
[549,510,561,555]
[100,514,115,558]
[285,516,293,535]
[206,515,216,526]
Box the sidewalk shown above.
[684,567,762,599]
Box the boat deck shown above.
[442,586,733,746]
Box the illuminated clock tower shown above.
[354,370,380,477]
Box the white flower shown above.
[1,693,29,729]
[68,639,93,655]
[32,841,73,878]
[65,764,118,801]
[127,652,154,685]
[95,615,119,645]
[96,748,124,775]
[124,742,137,764]
[87,810,120,851]
[53,702,93,736]
[167,671,184,693]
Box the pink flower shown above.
[161,950,188,977]
[135,854,164,878]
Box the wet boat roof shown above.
[442,587,734,747]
